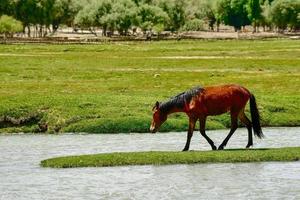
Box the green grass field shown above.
[0,39,299,133]
[40,147,300,168]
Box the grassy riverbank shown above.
[41,147,300,168]
[0,39,300,133]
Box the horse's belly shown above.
[203,96,232,115]
[206,104,230,116]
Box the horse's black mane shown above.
[159,86,203,113]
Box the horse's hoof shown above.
[182,148,188,152]
[212,146,217,150]
[246,144,253,148]
[218,145,224,150]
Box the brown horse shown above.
[150,84,263,151]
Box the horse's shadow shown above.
[222,148,270,151]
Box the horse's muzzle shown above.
[149,126,157,133]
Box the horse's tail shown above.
[249,94,264,138]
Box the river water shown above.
[0,127,299,200]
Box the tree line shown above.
[0,0,299,37]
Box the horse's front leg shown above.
[182,117,196,151]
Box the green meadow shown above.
[41,147,300,168]
[0,39,299,133]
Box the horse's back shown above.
[204,84,250,98]
[195,84,251,116]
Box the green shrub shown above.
[0,15,23,38]
[181,18,204,31]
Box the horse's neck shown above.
[160,98,187,116]
[166,106,185,115]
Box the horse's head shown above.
[150,101,167,133]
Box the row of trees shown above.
[0,0,299,37]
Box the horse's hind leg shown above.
[218,112,238,150]
[239,111,253,148]
[199,116,217,150]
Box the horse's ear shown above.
[155,101,159,108]
[152,101,160,111]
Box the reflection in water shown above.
[0,127,299,200]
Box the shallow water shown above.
[0,127,299,200]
